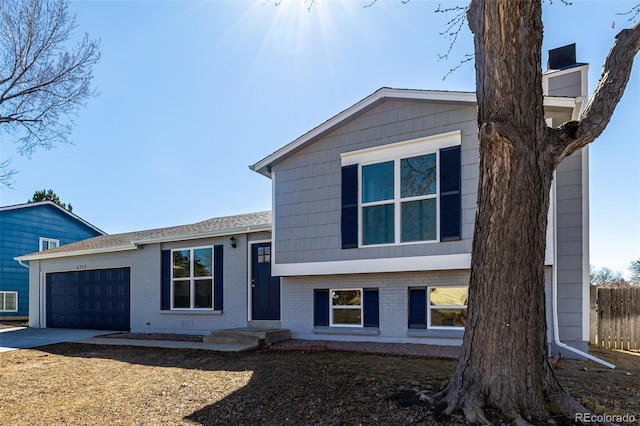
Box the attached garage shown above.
[46,268,130,331]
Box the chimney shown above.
[548,43,577,70]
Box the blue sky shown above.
[1,0,638,276]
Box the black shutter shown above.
[161,250,171,310]
[214,245,224,311]
[408,288,427,328]
[439,145,461,241]
[314,289,330,326]
[341,164,359,249]
[363,288,379,328]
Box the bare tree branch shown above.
[0,159,17,187]
[434,3,473,80]
[617,4,640,22]
[0,0,100,187]
[548,21,640,164]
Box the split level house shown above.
[16,45,591,358]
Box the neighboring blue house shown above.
[0,201,104,319]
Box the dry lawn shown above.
[0,343,638,425]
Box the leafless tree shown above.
[629,259,640,286]
[590,265,628,287]
[0,0,100,187]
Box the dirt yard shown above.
[0,343,637,425]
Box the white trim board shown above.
[273,253,472,276]
[340,131,461,167]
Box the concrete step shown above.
[203,328,290,346]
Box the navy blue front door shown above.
[251,243,280,320]
[46,268,130,331]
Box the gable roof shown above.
[249,87,579,178]
[15,210,272,261]
[0,201,105,235]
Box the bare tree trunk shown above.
[422,0,640,422]
[441,1,586,423]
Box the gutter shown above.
[550,174,615,369]
[14,245,138,262]
[17,258,29,268]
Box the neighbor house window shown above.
[171,247,213,309]
[39,237,59,251]
[408,286,467,329]
[340,131,461,248]
[330,289,362,326]
[0,291,18,312]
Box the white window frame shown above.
[361,153,439,245]
[170,246,214,310]
[39,237,59,251]
[0,291,18,312]
[340,131,461,248]
[329,288,363,327]
[427,286,468,330]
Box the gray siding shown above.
[273,99,479,265]
[547,70,582,97]
[269,95,586,356]
[29,232,270,334]
[280,269,470,345]
[553,148,588,353]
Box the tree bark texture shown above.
[440,1,640,424]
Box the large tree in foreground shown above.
[437,1,640,424]
[0,0,100,187]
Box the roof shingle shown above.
[18,210,271,260]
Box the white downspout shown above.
[16,258,29,268]
[550,172,615,369]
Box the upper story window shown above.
[171,247,214,309]
[0,291,18,312]
[39,237,59,251]
[341,131,462,248]
[361,152,437,245]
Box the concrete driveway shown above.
[0,327,116,353]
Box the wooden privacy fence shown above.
[590,286,640,351]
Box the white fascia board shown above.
[15,245,138,262]
[130,224,272,245]
[250,88,476,177]
[273,253,471,276]
[542,96,579,109]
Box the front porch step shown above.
[203,328,290,346]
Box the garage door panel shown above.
[46,268,130,331]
